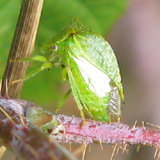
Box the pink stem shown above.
[56,115,160,149]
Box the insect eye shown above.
[51,44,58,51]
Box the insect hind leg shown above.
[79,108,86,125]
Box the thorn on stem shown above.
[111,143,118,160]
[73,142,87,160]
[88,144,91,152]
[99,140,104,151]
[82,139,87,160]
[136,145,140,152]
[116,145,120,154]
[154,148,158,158]
[133,120,137,129]
[117,117,121,123]
[0,79,2,97]
[146,122,160,129]
[0,106,15,127]
[156,150,160,160]
[0,146,6,159]
[69,142,72,152]
[5,80,9,99]
[141,121,146,129]
[122,144,128,154]
[15,104,26,129]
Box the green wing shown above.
[66,55,110,121]
[73,32,124,102]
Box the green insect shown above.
[13,18,124,123]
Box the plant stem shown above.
[0,97,160,159]
[1,0,44,98]
[0,97,76,160]
[57,114,160,147]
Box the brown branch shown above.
[1,0,44,98]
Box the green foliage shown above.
[0,1,21,76]
[0,0,127,107]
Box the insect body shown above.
[14,18,124,122]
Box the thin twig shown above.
[1,0,44,98]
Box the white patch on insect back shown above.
[73,57,111,97]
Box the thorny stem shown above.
[0,97,76,160]
[0,97,160,159]
[56,115,160,147]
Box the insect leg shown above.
[55,89,71,113]
[10,55,48,63]
[11,62,52,84]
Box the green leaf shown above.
[0,1,21,76]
